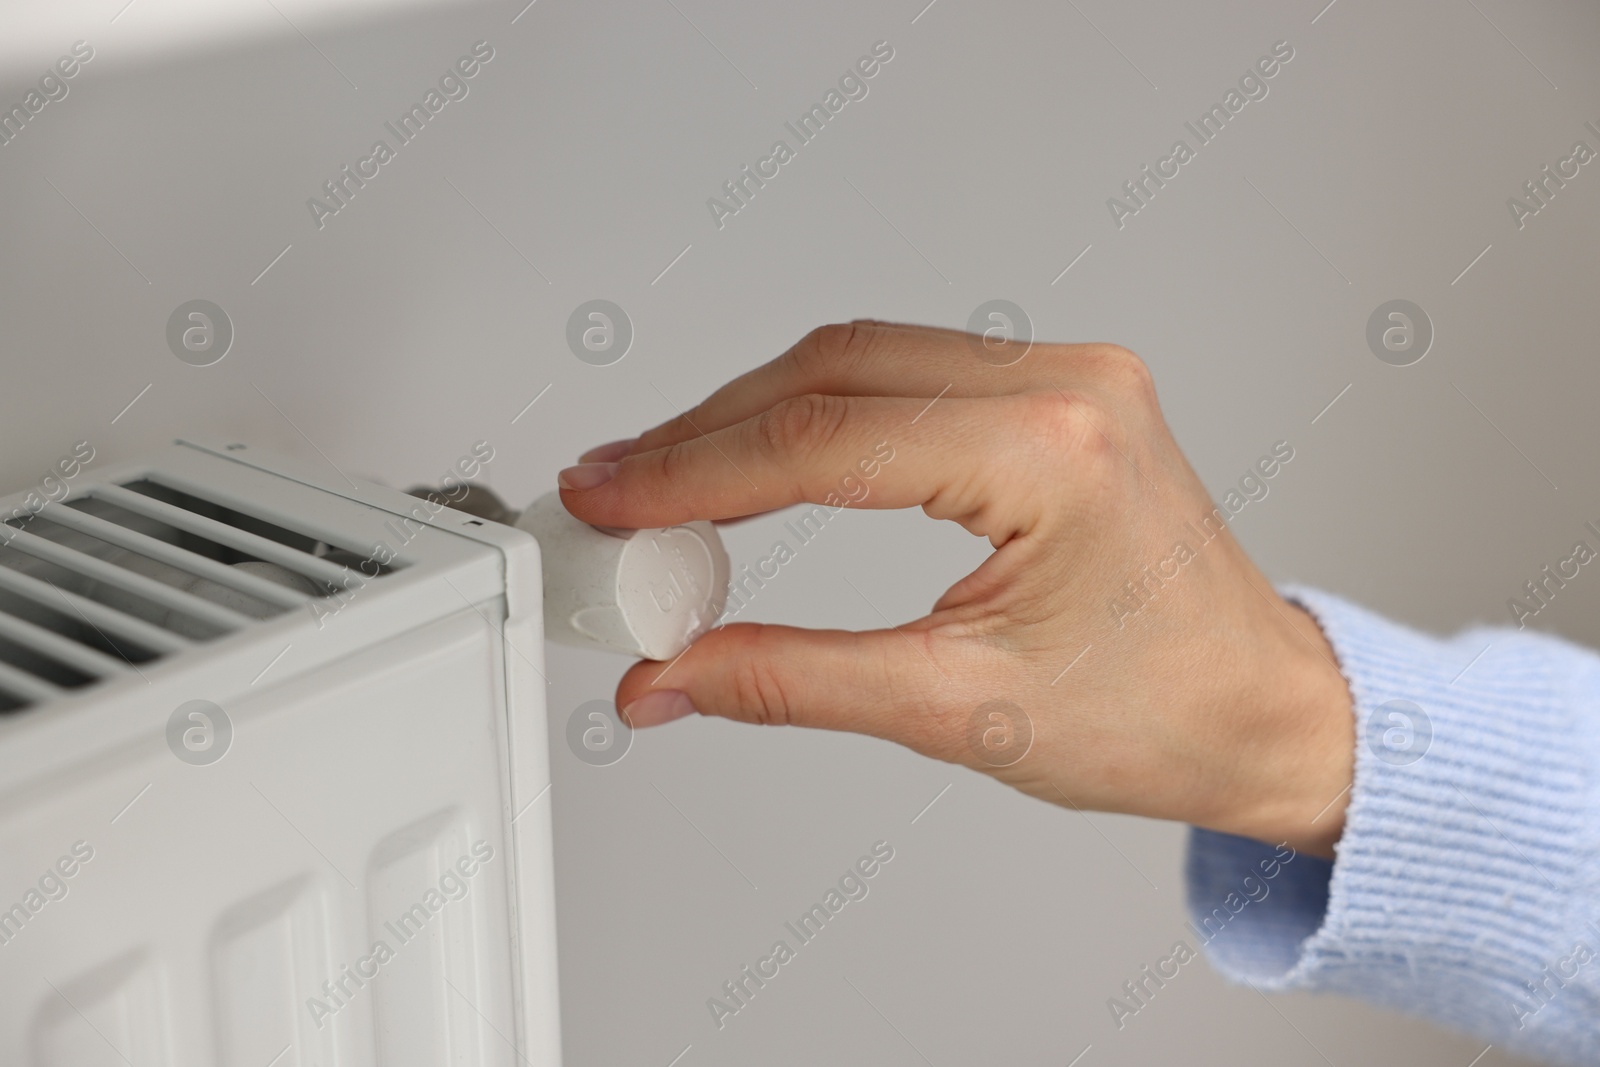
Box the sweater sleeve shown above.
[1185,586,1600,1066]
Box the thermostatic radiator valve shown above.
[513,490,729,661]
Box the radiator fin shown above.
[367,811,487,1067]
[29,951,169,1067]
[210,876,338,1067]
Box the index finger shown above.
[616,320,1047,459]
[558,391,1061,536]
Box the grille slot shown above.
[2,523,257,633]
[41,501,316,611]
[117,479,397,580]
[96,482,361,588]
[0,661,66,705]
[0,565,187,657]
[0,472,397,715]
[0,611,134,680]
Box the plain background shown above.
[3,0,1598,1063]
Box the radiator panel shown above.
[0,442,560,1067]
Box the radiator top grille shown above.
[0,478,393,714]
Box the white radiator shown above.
[0,440,562,1067]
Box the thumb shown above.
[616,622,958,755]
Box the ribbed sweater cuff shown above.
[1186,586,1600,1056]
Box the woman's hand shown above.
[557,322,1355,857]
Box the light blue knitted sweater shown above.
[1186,587,1600,1066]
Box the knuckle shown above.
[1010,392,1139,492]
[756,393,851,460]
[635,410,700,453]
[788,322,875,384]
[1087,343,1157,401]
[653,437,698,485]
[726,627,798,727]
[1012,391,1111,457]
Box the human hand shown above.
[557,322,1355,857]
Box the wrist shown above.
[1201,599,1356,859]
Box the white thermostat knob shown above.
[515,490,729,661]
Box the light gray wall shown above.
[4,0,1595,1063]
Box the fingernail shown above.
[621,689,699,727]
[579,437,639,463]
[557,462,619,490]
